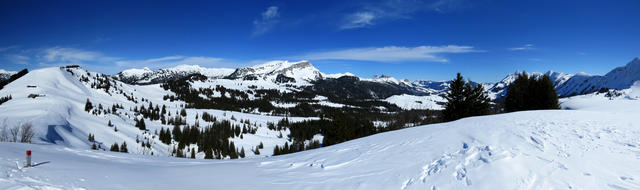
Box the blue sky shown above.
[1,0,639,82]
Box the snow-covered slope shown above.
[115,65,235,84]
[384,94,445,110]
[0,67,315,158]
[2,95,640,189]
[553,57,640,97]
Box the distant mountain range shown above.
[0,69,17,81]
[107,57,640,99]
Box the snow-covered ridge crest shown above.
[226,60,323,84]
[0,69,17,80]
[115,64,235,84]
[119,67,152,77]
[362,74,414,87]
[555,57,640,96]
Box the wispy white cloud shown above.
[340,12,376,29]
[5,54,30,65]
[291,45,480,62]
[115,56,226,68]
[41,47,118,64]
[339,0,472,29]
[252,6,280,36]
[0,45,19,52]
[2,46,118,65]
[509,44,535,51]
[1,46,241,72]
[115,55,184,66]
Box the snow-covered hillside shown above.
[384,94,445,110]
[0,67,315,158]
[2,92,640,189]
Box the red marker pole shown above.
[26,150,31,167]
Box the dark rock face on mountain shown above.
[275,74,296,83]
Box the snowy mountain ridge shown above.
[226,60,323,85]
[114,64,235,84]
[0,69,16,81]
[110,57,640,100]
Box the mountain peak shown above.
[628,57,640,66]
[120,67,153,77]
[228,60,322,84]
[372,74,393,79]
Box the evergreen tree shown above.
[191,148,196,159]
[273,145,280,156]
[85,99,93,112]
[172,125,182,142]
[110,143,120,152]
[204,149,214,159]
[135,118,146,131]
[443,73,490,121]
[505,73,560,112]
[180,108,187,117]
[463,82,490,116]
[91,143,97,150]
[229,142,238,159]
[176,149,185,158]
[443,73,466,121]
[120,141,128,153]
[239,147,245,158]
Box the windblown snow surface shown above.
[1,93,640,190]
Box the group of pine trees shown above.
[134,118,146,131]
[504,73,559,112]
[0,95,11,106]
[109,141,128,153]
[443,72,559,121]
[272,140,321,156]
[443,73,491,122]
[134,102,165,121]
